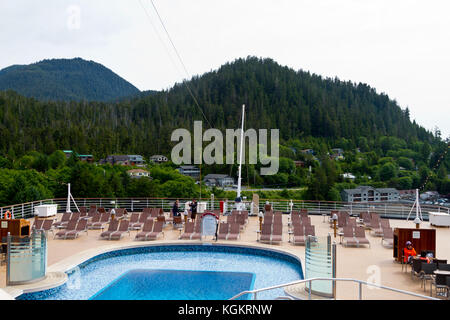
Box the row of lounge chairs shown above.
[54,219,88,240]
[292,224,315,246]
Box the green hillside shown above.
[0,58,140,101]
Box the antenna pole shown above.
[237,104,245,200]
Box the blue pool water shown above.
[90,269,255,300]
[18,245,303,300]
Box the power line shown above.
[139,0,212,128]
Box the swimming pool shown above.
[18,244,303,300]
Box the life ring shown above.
[4,210,12,219]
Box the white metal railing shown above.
[0,198,448,220]
[229,277,440,300]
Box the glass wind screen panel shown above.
[305,236,333,297]
[8,233,46,284]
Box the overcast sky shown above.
[1,0,449,138]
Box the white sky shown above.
[0,0,449,138]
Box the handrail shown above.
[229,277,440,300]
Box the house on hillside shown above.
[341,172,356,180]
[330,148,345,160]
[176,165,200,180]
[341,186,400,203]
[127,169,151,179]
[150,155,168,163]
[99,155,146,166]
[62,150,93,163]
[203,174,235,188]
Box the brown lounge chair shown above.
[53,212,72,229]
[35,219,55,235]
[145,221,164,240]
[65,219,88,239]
[270,223,282,244]
[180,222,195,240]
[100,220,120,240]
[191,221,202,240]
[343,226,358,247]
[130,212,150,230]
[87,212,101,228]
[109,220,130,240]
[226,223,240,240]
[292,225,305,245]
[82,206,97,220]
[89,212,110,229]
[381,227,393,247]
[354,227,370,248]
[33,218,44,230]
[259,223,272,243]
[135,220,154,240]
[172,215,183,229]
[217,222,229,240]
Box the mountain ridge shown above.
[0,58,140,102]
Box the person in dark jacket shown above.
[189,200,198,221]
[172,200,181,217]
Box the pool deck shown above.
[1,213,449,300]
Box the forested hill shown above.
[0,56,435,159]
[0,58,140,102]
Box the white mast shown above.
[406,188,423,228]
[237,104,245,201]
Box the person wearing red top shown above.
[403,241,417,264]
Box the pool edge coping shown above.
[5,240,303,299]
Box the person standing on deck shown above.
[172,200,181,217]
[189,200,198,221]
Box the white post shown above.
[237,104,245,201]
[66,183,72,213]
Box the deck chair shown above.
[83,206,97,220]
[354,226,370,248]
[191,221,202,240]
[65,219,88,239]
[292,225,305,245]
[87,212,101,228]
[79,207,87,219]
[90,212,110,229]
[172,215,183,229]
[381,228,393,247]
[305,225,315,237]
[271,223,282,244]
[157,215,166,226]
[131,212,149,230]
[264,214,273,225]
[273,214,283,226]
[259,223,272,243]
[33,218,44,230]
[53,212,72,229]
[180,222,195,240]
[227,215,237,224]
[227,223,240,240]
[343,226,358,247]
[217,222,229,240]
[113,208,127,220]
[98,207,106,214]
[146,221,164,240]
[236,214,246,229]
[301,216,311,226]
[100,220,119,239]
[135,220,154,240]
[110,220,130,240]
[40,219,55,235]
[54,219,78,239]
[128,213,140,229]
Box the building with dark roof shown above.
[341,186,400,202]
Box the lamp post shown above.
[332,213,338,238]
